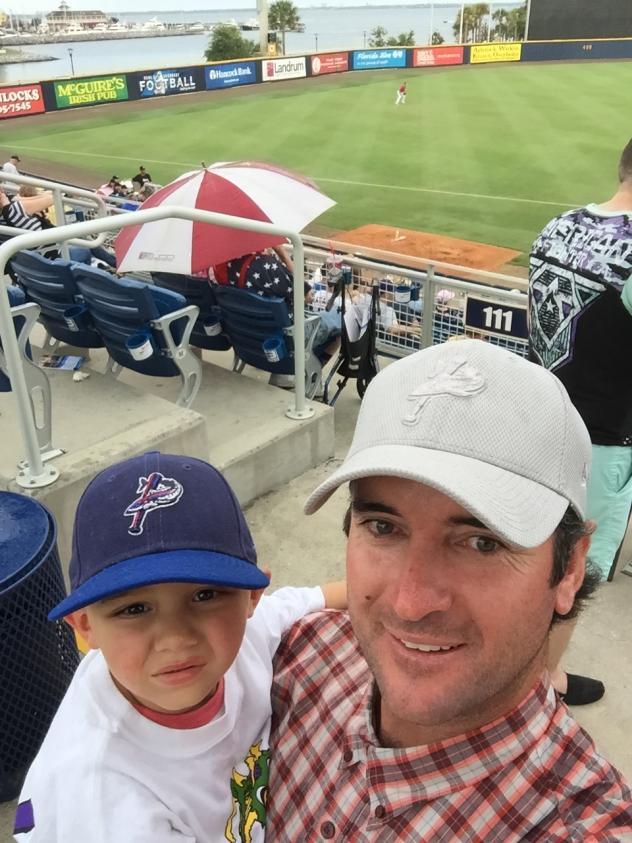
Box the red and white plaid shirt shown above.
[269,611,632,842]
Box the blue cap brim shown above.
[48,549,270,620]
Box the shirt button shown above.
[343,750,353,762]
[375,805,386,818]
[321,821,336,838]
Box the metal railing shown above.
[0,206,310,489]
[301,242,529,360]
[0,171,109,258]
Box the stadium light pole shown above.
[488,2,493,41]
[257,0,268,56]
[429,2,434,44]
[524,0,532,41]
[67,47,74,76]
[459,2,465,44]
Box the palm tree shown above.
[268,0,301,55]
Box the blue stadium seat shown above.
[11,250,104,351]
[212,285,322,398]
[70,264,202,408]
[151,272,231,351]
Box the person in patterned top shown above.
[268,340,632,842]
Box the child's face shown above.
[69,581,262,713]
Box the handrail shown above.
[0,206,309,489]
[301,233,527,292]
[1,171,109,258]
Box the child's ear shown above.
[247,568,270,617]
[65,608,98,649]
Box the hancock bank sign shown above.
[54,75,128,108]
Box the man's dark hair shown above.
[342,501,600,628]
[618,138,632,183]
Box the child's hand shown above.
[322,580,347,610]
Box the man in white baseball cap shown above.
[267,340,632,840]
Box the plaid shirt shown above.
[269,611,632,842]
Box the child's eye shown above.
[116,602,148,617]
[193,588,219,602]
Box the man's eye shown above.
[367,519,394,536]
[468,536,501,554]
[194,589,218,602]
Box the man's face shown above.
[346,476,586,747]
[69,581,261,713]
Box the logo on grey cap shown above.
[403,356,486,426]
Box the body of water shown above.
[0,3,522,86]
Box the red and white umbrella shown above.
[115,161,336,275]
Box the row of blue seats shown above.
[1,251,322,408]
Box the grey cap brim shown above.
[304,445,569,548]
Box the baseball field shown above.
[2,60,630,263]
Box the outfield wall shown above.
[2,36,632,121]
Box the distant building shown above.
[44,2,108,32]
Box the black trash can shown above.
[0,492,80,802]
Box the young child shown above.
[14,452,345,842]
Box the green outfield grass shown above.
[4,61,632,260]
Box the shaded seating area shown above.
[70,264,202,408]
[151,272,231,352]
[212,285,322,398]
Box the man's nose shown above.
[391,549,453,622]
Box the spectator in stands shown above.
[97,176,129,199]
[0,186,116,268]
[212,245,296,304]
[267,340,632,840]
[433,288,464,344]
[2,154,21,194]
[131,166,152,188]
[527,139,632,705]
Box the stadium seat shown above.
[11,250,104,352]
[70,264,202,408]
[0,284,53,455]
[212,285,322,398]
[151,272,231,352]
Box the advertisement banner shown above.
[413,46,464,67]
[352,49,406,70]
[470,43,522,64]
[0,84,45,119]
[311,52,349,75]
[262,56,307,81]
[54,75,128,109]
[138,68,199,97]
[205,61,257,89]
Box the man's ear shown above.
[65,608,98,650]
[554,531,590,617]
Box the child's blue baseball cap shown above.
[48,452,269,620]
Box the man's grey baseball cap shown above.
[305,340,591,547]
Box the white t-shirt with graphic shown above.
[14,586,324,843]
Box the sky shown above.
[13,1,465,16]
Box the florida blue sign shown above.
[205,62,257,89]
[138,68,198,97]
[352,49,406,70]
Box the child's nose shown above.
[154,617,199,651]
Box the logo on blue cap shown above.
[124,471,184,535]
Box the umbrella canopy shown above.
[115,161,336,275]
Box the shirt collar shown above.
[340,675,557,815]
